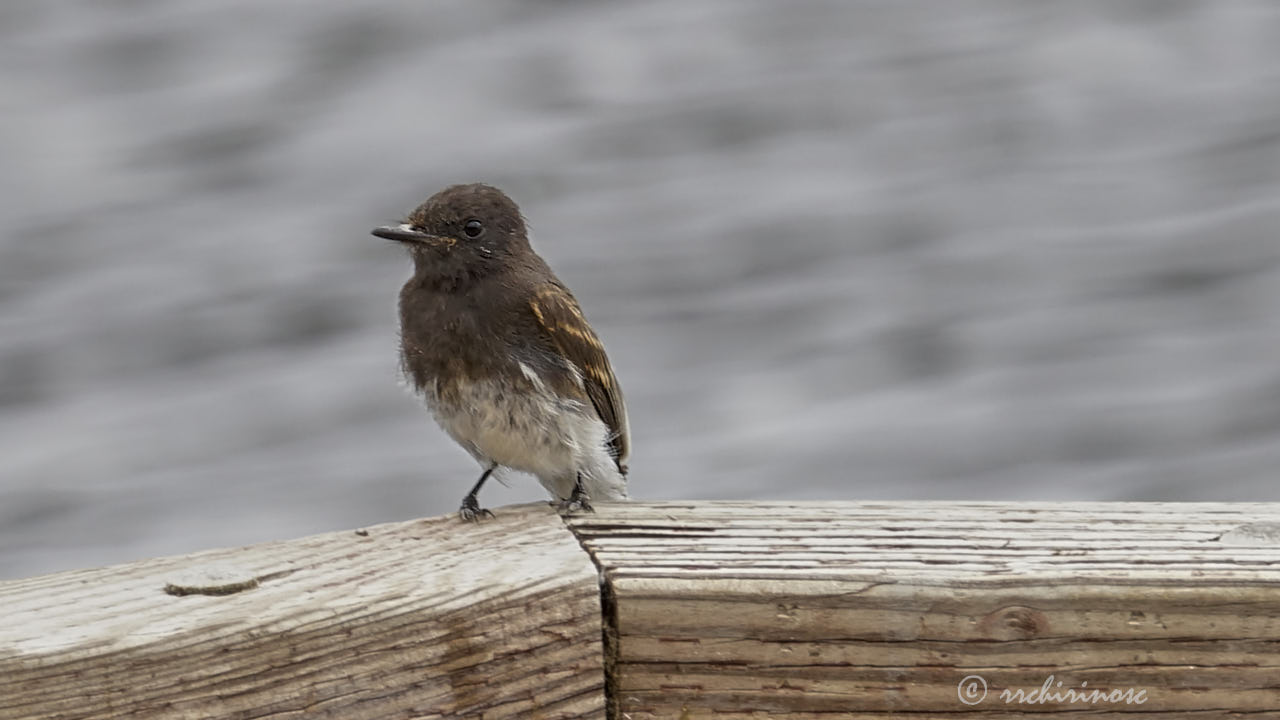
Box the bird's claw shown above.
[459,495,495,522]
[557,490,594,514]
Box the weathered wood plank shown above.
[0,503,605,720]
[8,500,1280,718]
[566,501,1280,717]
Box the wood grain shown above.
[7,501,1280,718]
[0,503,605,720]
[566,501,1280,718]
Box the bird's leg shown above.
[459,463,498,522]
[558,472,594,514]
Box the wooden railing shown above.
[4,501,1280,718]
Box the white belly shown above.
[421,370,627,501]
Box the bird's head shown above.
[373,183,530,280]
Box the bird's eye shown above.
[463,219,484,238]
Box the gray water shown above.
[3,1,1280,580]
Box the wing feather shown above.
[529,283,630,472]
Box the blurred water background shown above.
[2,1,1280,579]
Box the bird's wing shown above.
[529,282,630,472]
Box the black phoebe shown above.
[372,183,630,521]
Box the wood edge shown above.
[561,507,620,720]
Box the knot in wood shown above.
[977,605,1049,640]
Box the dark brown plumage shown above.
[373,183,629,520]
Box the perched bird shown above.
[372,184,629,521]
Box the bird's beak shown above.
[371,223,454,247]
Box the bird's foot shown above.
[557,481,594,514]
[557,496,593,514]
[459,494,495,522]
